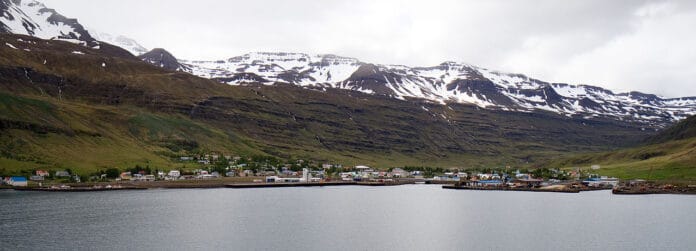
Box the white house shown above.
[168,170,181,178]
[390,168,410,178]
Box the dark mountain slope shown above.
[138,48,190,72]
[646,115,696,144]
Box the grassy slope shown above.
[546,117,696,181]
[0,92,480,175]
[0,93,254,175]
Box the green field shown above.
[545,119,696,182]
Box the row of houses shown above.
[2,169,79,186]
[338,166,418,181]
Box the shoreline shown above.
[4,179,419,192]
[4,180,695,195]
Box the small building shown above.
[277,177,301,183]
[477,180,504,187]
[168,170,181,178]
[355,165,371,171]
[180,156,193,161]
[583,177,619,187]
[35,170,50,177]
[390,168,410,178]
[512,178,544,188]
[515,173,531,179]
[30,175,45,181]
[120,172,132,181]
[241,170,254,177]
[8,177,28,187]
[477,173,493,180]
[55,171,71,178]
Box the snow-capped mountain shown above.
[3,0,695,127]
[179,52,696,126]
[0,0,144,55]
[0,0,96,45]
[88,28,148,56]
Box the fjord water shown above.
[1,185,695,251]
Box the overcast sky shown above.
[41,0,696,97]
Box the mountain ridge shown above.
[2,0,695,128]
[179,52,696,127]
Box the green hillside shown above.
[546,115,696,181]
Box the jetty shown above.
[230,181,419,188]
[226,181,357,188]
[442,184,582,193]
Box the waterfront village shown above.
[0,153,690,194]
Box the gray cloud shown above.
[42,0,696,97]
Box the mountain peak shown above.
[0,0,96,45]
[138,48,189,72]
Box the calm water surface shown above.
[1,185,695,250]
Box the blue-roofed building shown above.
[8,176,28,187]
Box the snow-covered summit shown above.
[87,28,148,56]
[0,0,95,45]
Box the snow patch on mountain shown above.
[87,28,148,56]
